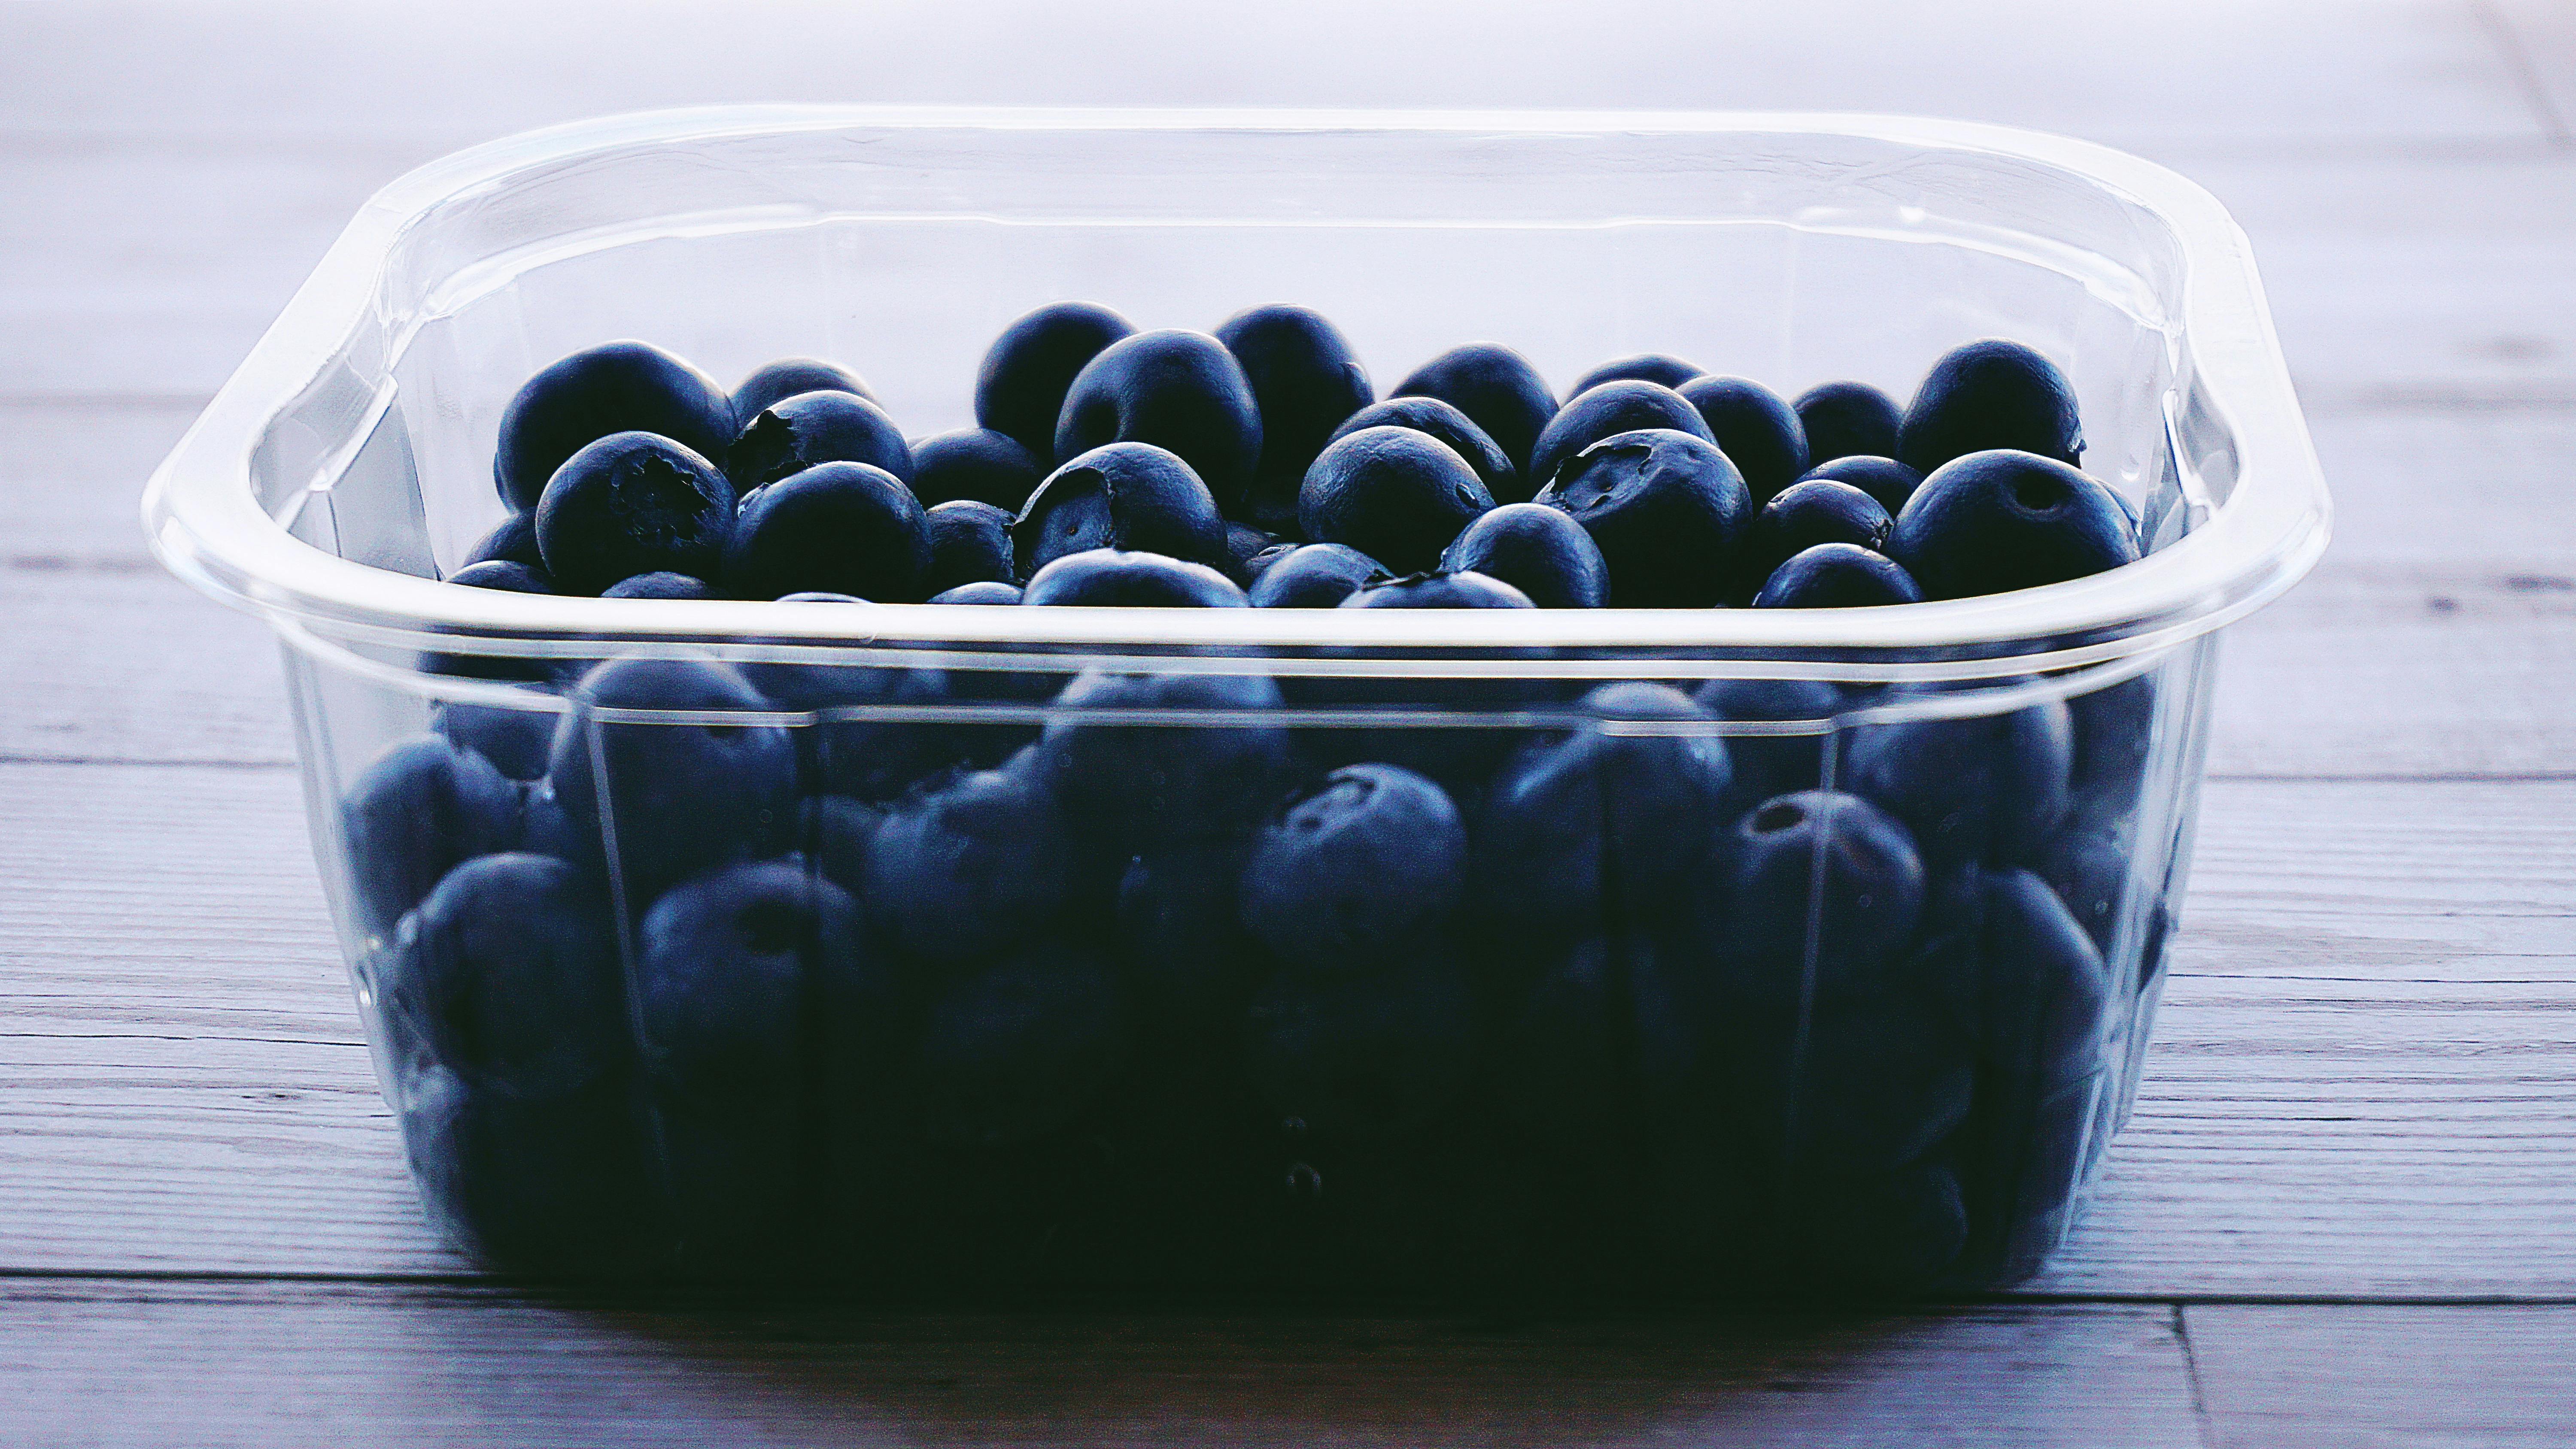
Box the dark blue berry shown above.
[1020,548,1248,607]
[1013,441,1229,577]
[1437,502,1608,610]
[721,460,929,602]
[1393,342,1557,479]
[726,389,914,492]
[1241,953,1474,1140]
[1536,428,1749,607]
[1571,352,1701,394]
[1693,676,1880,797]
[929,580,1024,605]
[341,734,521,943]
[863,753,1078,966]
[1036,668,1290,849]
[449,560,554,594]
[532,431,734,597]
[1525,380,1715,495]
[1753,543,1923,608]
[911,427,1044,512]
[384,852,626,1099]
[731,357,873,419]
[434,698,558,782]
[1886,449,2140,600]
[1797,454,1923,517]
[1793,380,1902,464]
[1716,790,1925,999]
[975,301,1135,461]
[923,500,1018,597]
[495,341,733,512]
[1297,425,1494,574]
[1054,329,1262,511]
[465,512,543,568]
[1743,479,1892,593]
[1677,374,1808,504]
[1327,396,1519,505]
[918,943,1127,1148]
[1845,691,2074,867]
[1248,542,1390,608]
[599,571,710,600]
[1239,763,1465,978]
[1337,569,1533,610]
[1217,303,1374,530]
[1897,339,2085,474]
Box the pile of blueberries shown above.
[347,303,2166,1291]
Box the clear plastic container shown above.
[143,108,2328,1292]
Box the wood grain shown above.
[2186,1303,2576,1448]
[0,1282,2206,1449]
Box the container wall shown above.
[297,634,2208,1291]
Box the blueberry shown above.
[1474,682,1732,943]
[798,793,887,896]
[1753,543,1923,609]
[2036,821,2134,954]
[863,754,1078,965]
[731,356,874,419]
[1716,790,1925,999]
[1297,425,1495,574]
[1886,449,2140,600]
[638,861,873,1255]
[341,734,521,944]
[1524,380,1715,496]
[1055,329,1262,511]
[1036,668,1291,849]
[1749,994,1971,1181]
[1677,374,1808,504]
[1239,763,1465,978]
[448,559,555,594]
[1953,866,2113,1279]
[532,431,733,596]
[1492,935,1631,1143]
[1845,692,2074,867]
[1796,454,1924,517]
[434,698,559,782]
[1336,569,1533,610]
[1437,502,1608,610]
[742,636,956,803]
[1777,1159,1969,1289]
[1116,843,1271,1051]
[1242,952,1474,1140]
[911,427,1044,512]
[1897,339,2084,475]
[1327,397,1519,505]
[1246,542,1390,608]
[383,852,626,1098]
[544,657,799,901]
[1019,548,1248,607]
[922,500,1018,597]
[1742,479,1892,593]
[721,460,929,602]
[1536,428,1749,607]
[1571,352,1701,394]
[495,341,734,512]
[1792,380,1902,465]
[1241,541,1299,584]
[918,943,1128,1148]
[465,512,543,569]
[1013,441,1229,578]
[727,389,914,492]
[1694,676,1878,797]
[1393,342,1558,479]
[1216,303,1374,530]
[394,1057,650,1271]
[929,580,1024,605]
[2069,672,2159,818]
[975,301,1136,461]
[600,571,711,600]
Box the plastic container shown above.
[143,108,2327,1293]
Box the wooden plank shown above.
[6,761,2570,1295]
[0,1283,2205,1448]
[2186,1303,2576,1448]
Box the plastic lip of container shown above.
[143,105,2329,685]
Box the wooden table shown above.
[5,3,2572,1443]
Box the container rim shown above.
[141,104,2330,665]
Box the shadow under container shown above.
[143,108,2329,1294]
